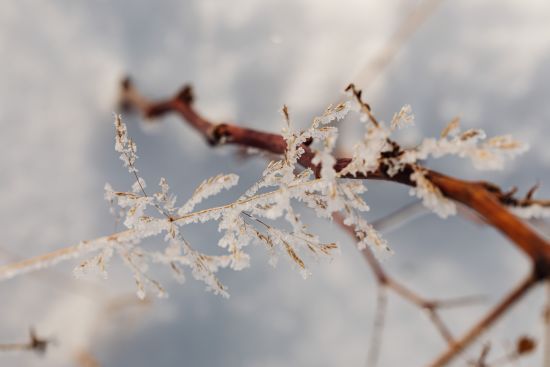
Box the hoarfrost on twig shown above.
[0,90,540,299]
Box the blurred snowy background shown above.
[0,0,549,366]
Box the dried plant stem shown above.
[0,178,325,280]
[428,273,537,367]
[366,201,428,233]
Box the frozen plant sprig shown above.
[409,166,456,218]
[0,94,543,297]
[82,113,366,298]
[340,86,532,217]
[114,114,139,174]
[100,103,404,298]
[398,117,529,171]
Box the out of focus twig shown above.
[469,335,536,366]
[334,210,483,366]
[0,328,51,354]
[428,274,537,367]
[353,0,444,90]
[75,350,102,367]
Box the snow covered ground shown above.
[0,0,549,366]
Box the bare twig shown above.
[367,201,428,233]
[472,342,491,367]
[0,328,51,354]
[334,211,482,353]
[428,274,538,367]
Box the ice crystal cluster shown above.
[73,93,539,299]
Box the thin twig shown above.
[471,343,491,367]
[0,178,324,280]
[427,273,538,367]
[0,328,51,354]
[334,211,478,349]
[367,286,388,367]
[369,201,428,233]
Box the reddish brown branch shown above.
[119,78,550,365]
[120,78,550,265]
[427,172,550,266]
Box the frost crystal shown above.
[114,114,139,173]
[74,247,114,279]
[510,204,550,219]
[398,119,528,171]
[340,123,390,177]
[390,104,414,130]
[409,168,456,218]
[178,174,239,215]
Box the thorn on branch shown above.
[502,186,518,200]
[480,181,502,194]
[479,180,550,209]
